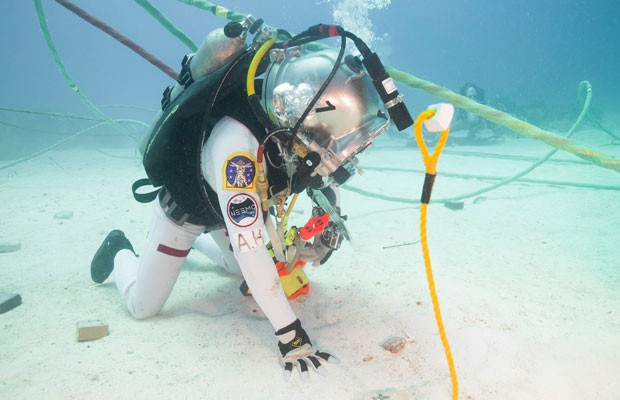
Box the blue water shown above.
[1,2,619,399]
[1,0,618,121]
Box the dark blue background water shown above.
[1,0,619,144]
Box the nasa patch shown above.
[223,152,256,191]
[227,194,259,227]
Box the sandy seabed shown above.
[1,128,619,400]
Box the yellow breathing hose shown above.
[413,109,459,399]
[247,36,276,96]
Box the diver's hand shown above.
[299,218,343,266]
[299,237,333,266]
[276,319,339,380]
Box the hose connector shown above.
[256,145,270,212]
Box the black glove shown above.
[276,319,339,380]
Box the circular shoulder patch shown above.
[226,194,259,227]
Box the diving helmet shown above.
[262,47,390,183]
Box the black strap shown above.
[176,54,194,87]
[160,86,173,111]
[132,178,160,203]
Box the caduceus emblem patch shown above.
[223,152,257,191]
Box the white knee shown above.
[128,302,162,320]
[124,286,166,320]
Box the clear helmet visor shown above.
[263,47,390,182]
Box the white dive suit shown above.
[113,115,297,331]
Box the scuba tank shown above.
[167,25,248,103]
[136,17,274,227]
[139,23,248,155]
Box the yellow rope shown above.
[414,110,459,399]
[420,203,458,399]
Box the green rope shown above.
[175,0,619,174]
[344,171,620,205]
[440,149,591,166]
[438,149,588,165]
[588,116,620,143]
[0,119,148,171]
[34,0,133,138]
[387,67,620,173]
[376,146,590,166]
[134,0,198,51]
[345,81,615,204]
[41,0,620,178]
[0,120,77,135]
[433,81,594,201]
[175,0,246,23]
[0,106,103,121]
[577,84,620,143]
[361,166,620,192]
[98,104,158,113]
[343,184,419,205]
